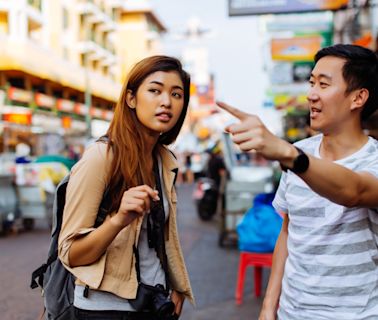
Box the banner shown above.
[271,36,322,62]
[229,0,349,16]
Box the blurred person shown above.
[15,142,32,164]
[206,142,226,189]
[218,44,378,320]
[206,142,227,211]
[184,152,194,183]
[58,56,194,320]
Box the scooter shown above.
[192,177,219,221]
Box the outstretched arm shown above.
[217,101,378,208]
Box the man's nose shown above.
[307,88,319,103]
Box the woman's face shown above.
[128,71,185,137]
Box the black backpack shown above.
[30,164,111,319]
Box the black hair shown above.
[314,44,378,120]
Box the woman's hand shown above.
[171,290,185,317]
[110,185,159,228]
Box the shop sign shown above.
[61,116,72,129]
[2,113,32,125]
[35,93,55,109]
[229,0,349,16]
[103,110,114,121]
[74,103,89,115]
[7,87,33,103]
[90,107,103,118]
[293,62,314,82]
[57,99,75,112]
[271,36,322,62]
[273,93,308,110]
[2,106,32,125]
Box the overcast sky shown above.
[150,0,270,114]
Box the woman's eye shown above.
[172,92,182,98]
[308,80,315,87]
[320,82,329,88]
[149,89,160,94]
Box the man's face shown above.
[307,56,354,134]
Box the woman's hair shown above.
[105,55,190,211]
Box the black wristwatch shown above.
[280,147,309,174]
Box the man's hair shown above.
[314,44,378,120]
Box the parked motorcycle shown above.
[192,177,219,221]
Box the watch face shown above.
[293,147,309,174]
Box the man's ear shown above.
[126,89,136,109]
[351,88,369,112]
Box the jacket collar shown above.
[157,145,178,188]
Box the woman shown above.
[58,56,194,320]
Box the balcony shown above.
[0,35,121,102]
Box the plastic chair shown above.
[235,251,273,305]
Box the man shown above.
[218,44,378,319]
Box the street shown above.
[0,184,265,320]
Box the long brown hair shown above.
[105,55,190,211]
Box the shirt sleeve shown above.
[58,142,112,287]
[272,171,288,215]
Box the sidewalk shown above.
[176,184,268,320]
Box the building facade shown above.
[0,0,165,154]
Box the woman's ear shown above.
[351,88,369,112]
[126,89,136,109]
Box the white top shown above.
[273,134,378,320]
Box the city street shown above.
[0,184,265,320]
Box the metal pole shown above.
[84,55,92,139]
[371,0,378,51]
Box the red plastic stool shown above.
[235,251,273,305]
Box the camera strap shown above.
[133,156,170,292]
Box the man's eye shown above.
[320,82,329,87]
[309,80,315,86]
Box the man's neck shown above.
[320,130,368,161]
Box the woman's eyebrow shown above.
[149,81,183,91]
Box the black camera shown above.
[129,283,175,318]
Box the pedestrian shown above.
[218,44,378,320]
[58,55,194,320]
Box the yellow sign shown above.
[271,36,322,62]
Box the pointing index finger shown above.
[216,101,248,120]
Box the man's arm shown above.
[285,153,378,208]
[217,102,378,208]
[259,214,289,320]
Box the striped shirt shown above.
[273,134,378,320]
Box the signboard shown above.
[229,0,349,16]
[35,93,55,109]
[57,99,75,112]
[7,87,33,103]
[271,36,322,62]
[1,106,32,125]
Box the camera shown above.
[129,283,175,318]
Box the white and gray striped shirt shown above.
[273,134,378,320]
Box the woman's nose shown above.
[160,92,171,107]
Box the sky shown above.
[150,0,270,115]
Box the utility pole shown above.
[84,54,92,139]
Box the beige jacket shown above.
[58,142,194,305]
